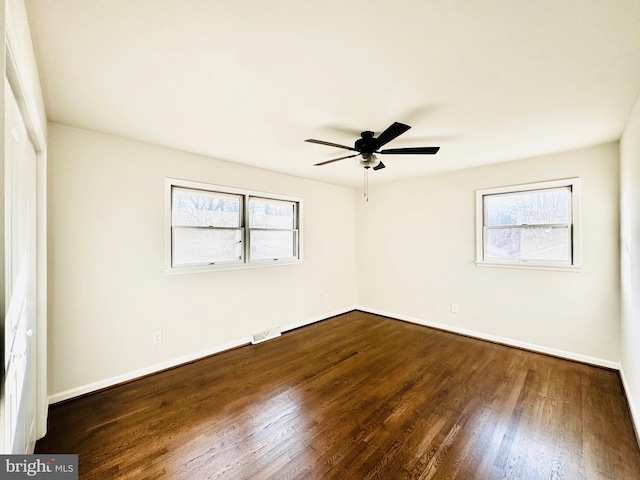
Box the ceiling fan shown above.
[305,121,440,171]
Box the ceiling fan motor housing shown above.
[355,131,377,153]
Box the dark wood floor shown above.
[36,311,640,479]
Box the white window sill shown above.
[475,261,582,273]
[165,258,304,275]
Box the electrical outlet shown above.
[152,330,162,345]
[323,294,329,304]
[451,303,459,314]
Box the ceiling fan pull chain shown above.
[364,167,369,202]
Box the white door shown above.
[2,77,38,454]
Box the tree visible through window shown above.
[248,197,298,261]
[166,179,302,272]
[171,188,244,266]
[476,179,580,269]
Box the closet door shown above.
[3,77,37,453]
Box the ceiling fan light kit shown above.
[356,153,380,169]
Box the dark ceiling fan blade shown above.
[373,161,386,171]
[379,146,440,155]
[374,122,411,149]
[314,154,359,166]
[305,139,357,151]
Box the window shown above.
[248,197,298,261]
[476,178,580,271]
[165,178,302,272]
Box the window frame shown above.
[165,178,303,274]
[475,178,581,272]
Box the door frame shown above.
[4,1,48,444]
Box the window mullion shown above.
[243,194,249,263]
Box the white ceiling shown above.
[24,0,640,188]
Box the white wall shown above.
[47,123,357,401]
[356,142,620,366]
[621,93,640,435]
[46,122,625,402]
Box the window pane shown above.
[172,188,241,227]
[173,227,243,266]
[485,226,570,262]
[485,187,569,227]
[250,230,296,260]
[249,198,296,229]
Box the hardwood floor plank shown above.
[36,311,640,479]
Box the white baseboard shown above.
[51,304,618,405]
[281,306,355,333]
[48,336,251,404]
[356,305,621,370]
[48,306,356,405]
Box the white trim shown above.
[475,261,582,273]
[475,177,581,271]
[4,3,48,444]
[281,306,355,333]
[163,258,304,275]
[48,306,356,404]
[164,177,304,273]
[47,304,621,404]
[620,367,640,445]
[4,12,46,150]
[477,177,580,197]
[48,337,251,405]
[356,305,620,370]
